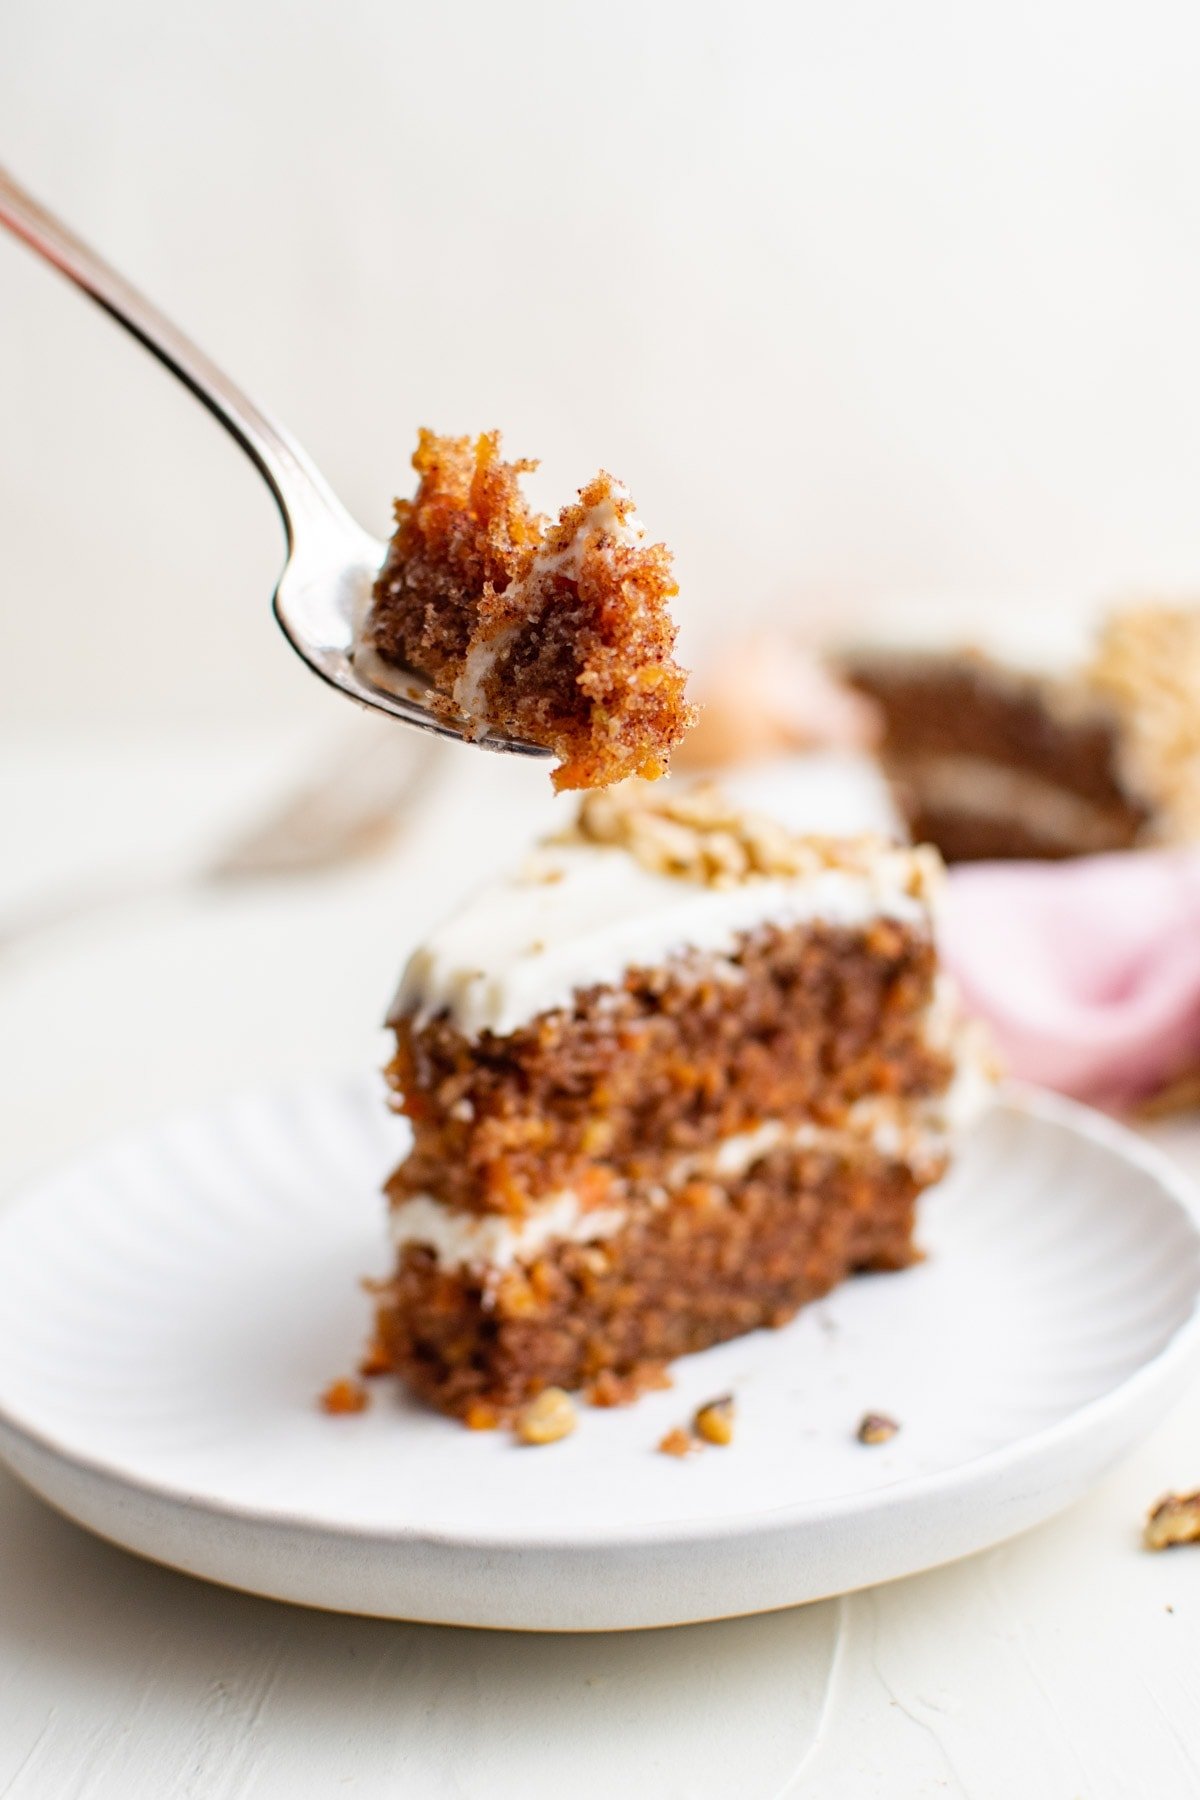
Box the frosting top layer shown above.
[391,789,940,1038]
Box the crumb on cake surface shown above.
[366,431,695,789]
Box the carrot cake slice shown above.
[839,603,1200,862]
[371,782,990,1425]
[360,429,696,790]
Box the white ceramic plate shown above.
[0,1080,1197,1632]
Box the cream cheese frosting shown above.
[390,835,939,1039]
[387,1190,630,1275]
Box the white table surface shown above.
[2,726,1199,1800]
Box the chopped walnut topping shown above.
[693,1395,736,1446]
[658,1426,698,1458]
[320,1377,370,1415]
[571,780,940,894]
[1143,1490,1200,1551]
[1088,604,1200,841]
[514,1387,578,1445]
[856,1411,899,1445]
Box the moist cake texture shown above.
[840,604,1200,862]
[372,783,989,1424]
[362,430,695,790]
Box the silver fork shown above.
[0,165,550,761]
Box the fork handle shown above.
[0,165,343,548]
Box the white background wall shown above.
[3,0,1200,731]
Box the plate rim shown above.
[0,1079,1198,1560]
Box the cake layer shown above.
[387,917,951,1214]
[373,1140,928,1422]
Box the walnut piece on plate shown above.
[856,1411,900,1445]
[1143,1490,1200,1551]
[693,1395,736,1446]
[514,1386,577,1446]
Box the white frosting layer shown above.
[388,1190,629,1274]
[452,622,521,729]
[392,839,935,1039]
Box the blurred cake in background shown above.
[838,604,1200,863]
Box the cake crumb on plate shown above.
[320,1377,370,1415]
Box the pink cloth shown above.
[941,849,1200,1105]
